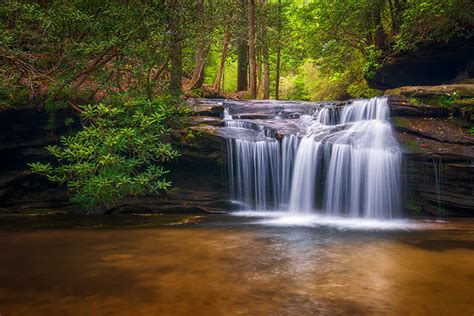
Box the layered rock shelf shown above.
[1,87,473,216]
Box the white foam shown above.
[231,211,433,231]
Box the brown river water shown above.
[0,214,473,315]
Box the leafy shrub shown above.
[30,97,189,213]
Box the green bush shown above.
[30,97,189,213]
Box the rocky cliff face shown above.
[370,38,474,89]
[188,94,474,217]
[1,91,472,216]
[0,103,234,215]
[386,85,474,216]
[0,107,82,213]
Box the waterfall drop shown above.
[225,97,402,219]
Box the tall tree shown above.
[248,0,257,99]
[263,46,270,99]
[187,0,209,90]
[237,0,249,92]
[213,21,232,93]
[261,0,270,99]
[167,0,183,97]
[275,0,282,100]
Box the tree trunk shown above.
[263,46,270,99]
[369,3,387,50]
[168,0,182,97]
[50,46,118,105]
[186,0,208,90]
[187,45,209,90]
[275,0,281,100]
[392,0,406,35]
[257,59,262,98]
[213,23,231,93]
[153,57,170,81]
[248,0,257,99]
[374,12,386,50]
[237,0,248,92]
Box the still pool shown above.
[0,214,473,315]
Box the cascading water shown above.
[225,97,402,219]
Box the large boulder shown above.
[370,38,474,89]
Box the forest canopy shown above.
[1,0,473,107]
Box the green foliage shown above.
[3,0,471,103]
[267,0,473,100]
[409,94,461,108]
[44,100,68,130]
[394,0,474,52]
[64,117,75,129]
[30,97,189,212]
[285,58,380,101]
[469,127,474,136]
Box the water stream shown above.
[226,97,402,219]
[0,215,472,315]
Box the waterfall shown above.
[432,157,443,215]
[225,111,281,210]
[225,97,402,219]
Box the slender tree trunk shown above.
[167,0,182,97]
[392,0,406,35]
[373,8,387,50]
[51,46,117,103]
[275,0,282,100]
[248,0,257,99]
[387,0,396,36]
[153,57,170,81]
[187,0,208,90]
[187,45,209,90]
[237,0,248,92]
[263,47,270,99]
[257,59,262,98]
[213,23,231,93]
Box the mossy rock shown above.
[386,84,474,98]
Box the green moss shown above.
[392,117,409,128]
[406,200,423,213]
[454,98,474,106]
[469,127,474,136]
[403,139,420,152]
[408,97,423,105]
[409,95,474,109]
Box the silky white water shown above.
[225,97,402,219]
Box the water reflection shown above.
[0,216,472,315]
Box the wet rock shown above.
[393,117,474,147]
[189,116,223,126]
[389,92,474,216]
[386,84,474,98]
[187,99,224,117]
[403,156,474,216]
[387,94,449,117]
